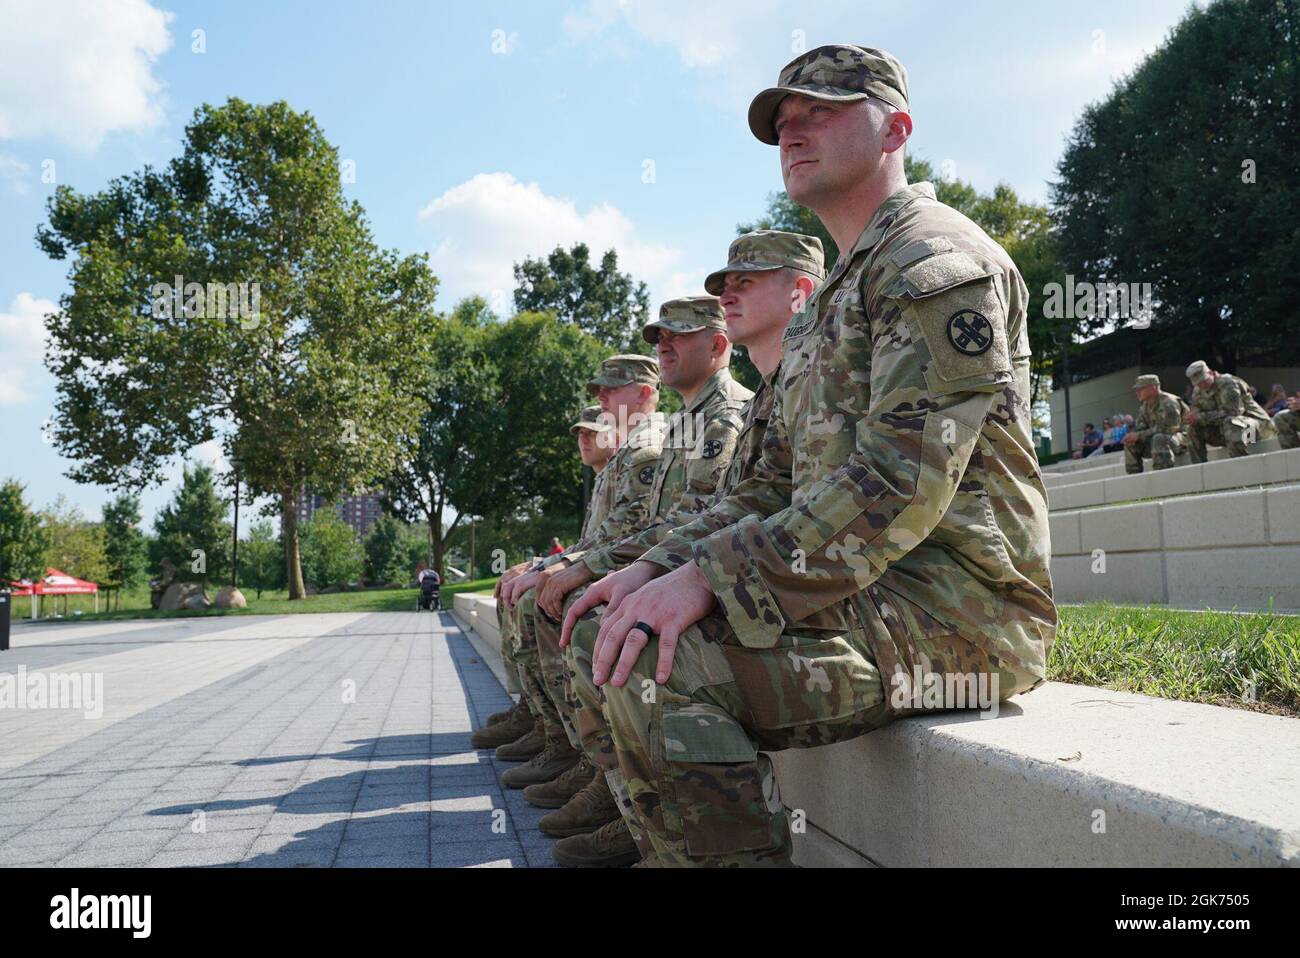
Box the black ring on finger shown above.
[630,621,655,641]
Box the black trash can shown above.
[0,589,10,652]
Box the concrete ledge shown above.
[1047,447,1300,512]
[451,593,510,694]
[771,683,1299,867]
[455,595,1300,866]
[1044,436,1282,477]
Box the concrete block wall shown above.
[1050,483,1300,609]
[1043,436,1281,476]
[453,594,1300,867]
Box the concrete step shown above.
[452,594,1299,867]
[1047,447,1300,511]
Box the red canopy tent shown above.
[8,568,100,618]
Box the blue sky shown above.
[0,0,1196,527]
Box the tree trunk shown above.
[282,489,307,600]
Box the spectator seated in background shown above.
[547,536,565,556]
[1266,383,1288,416]
[1075,422,1102,459]
[1086,417,1114,457]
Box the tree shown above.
[150,462,231,584]
[364,513,414,585]
[0,478,48,583]
[101,492,147,610]
[239,520,282,599]
[513,243,650,351]
[39,497,110,585]
[1052,0,1300,373]
[300,511,364,589]
[384,309,609,577]
[36,97,439,601]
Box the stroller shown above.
[416,573,441,612]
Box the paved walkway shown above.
[0,612,556,867]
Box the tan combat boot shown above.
[483,702,517,727]
[523,754,596,809]
[500,741,579,788]
[538,769,620,838]
[494,717,546,762]
[551,815,640,868]
[471,702,533,750]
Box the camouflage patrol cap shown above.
[586,354,661,395]
[642,296,727,344]
[569,404,613,435]
[1185,360,1211,384]
[703,230,827,296]
[1133,374,1161,390]
[748,44,910,145]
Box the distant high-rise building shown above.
[291,490,386,538]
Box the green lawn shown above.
[10,583,1297,716]
[8,578,499,622]
[1051,603,1299,716]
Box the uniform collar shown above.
[684,367,734,415]
[847,181,937,259]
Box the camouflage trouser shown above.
[511,589,568,745]
[566,586,1021,867]
[1274,409,1300,450]
[532,593,584,751]
[499,602,523,696]
[1124,431,1185,473]
[1188,416,1276,461]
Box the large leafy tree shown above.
[384,308,610,577]
[101,492,148,610]
[36,98,439,599]
[0,478,48,582]
[149,462,231,584]
[513,243,650,351]
[1052,0,1300,372]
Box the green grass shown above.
[9,578,500,622]
[11,583,1297,716]
[1051,603,1300,716]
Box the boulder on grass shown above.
[159,582,210,612]
[213,586,247,609]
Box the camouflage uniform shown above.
[1185,361,1276,461]
[513,357,664,748]
[568,49,1055,866]
[1273,406,1300,449]
[1125,374,1187,473]
[537,301,752,750]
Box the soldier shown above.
[521,296,755,848]
[494,355,664,788]
[550,230,826,867]
[470,405,615,751]
[1274,395,1300,449]
[1184,360,1276,461]
[562,44,1055,867]
[1123,374,1188,473]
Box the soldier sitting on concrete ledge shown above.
[1184,359,1276,461]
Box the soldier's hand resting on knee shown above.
[591,561,716,688]
[559,559,659,648]
[537,561,593,620]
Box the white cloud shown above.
[418,171,686,312]
[0,292,56,405]
[0,0,173,150]
[0,152,30,194]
